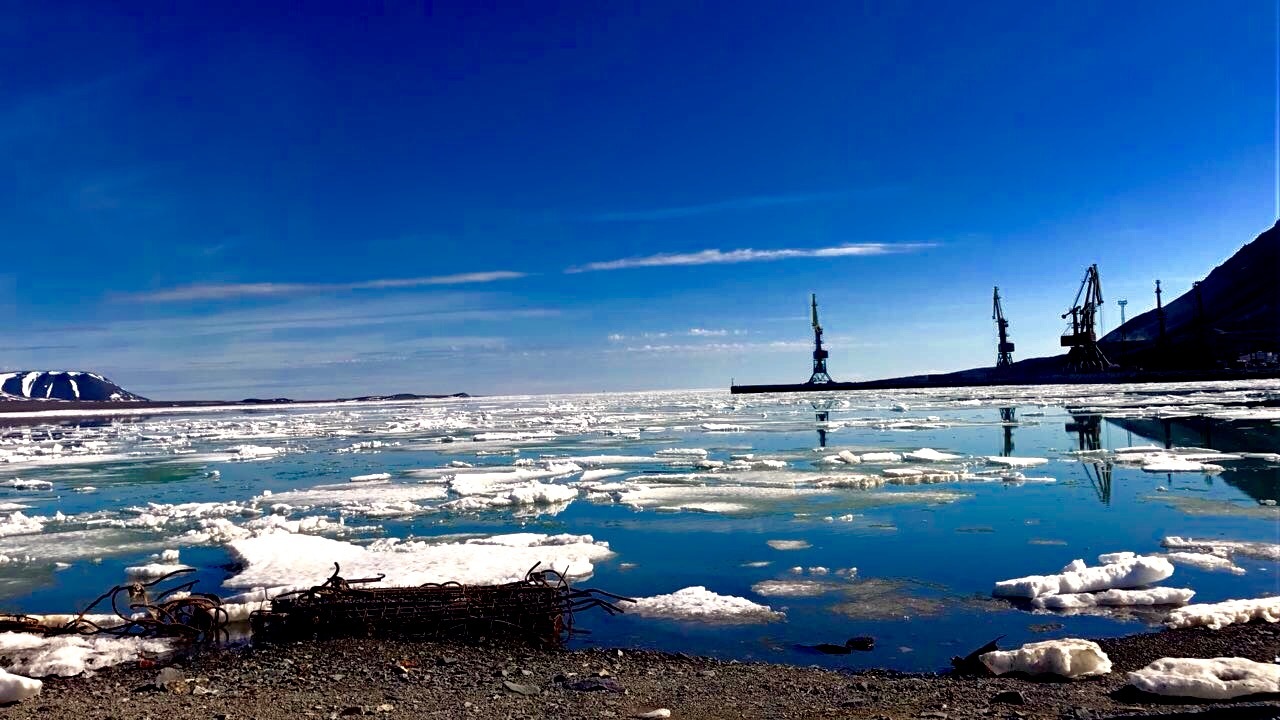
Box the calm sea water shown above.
[1,383,1277,671]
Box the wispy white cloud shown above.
[578,191,847,223]
[607,328,746,342]
[611,340,812,355]
[566,243,935,273]
[123,271,527,302]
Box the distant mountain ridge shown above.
[1100,220,1280,367]
[0,371,146,402]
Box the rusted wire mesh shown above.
[2,569,228,644]
[250,562,634,645]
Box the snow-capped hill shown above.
[0,371,147,402]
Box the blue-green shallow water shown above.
[1,385,1277,672]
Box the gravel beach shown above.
[4,623,1277,720]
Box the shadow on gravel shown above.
[1109,685,1280,714]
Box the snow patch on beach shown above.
[980,638,1112,679]
[1165,596,1280,630]
[0,632,174,677]
[1128,657,1280,699]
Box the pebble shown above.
[502,680,541,696]
[991,690,1026,705]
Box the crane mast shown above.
[807,293,832,384]
[1060,263,1111,373]
[992,286,1014,368]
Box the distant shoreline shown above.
[0,393,469,422]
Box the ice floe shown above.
[1163,536,1280,562]
[629,587,783,623]
[905,448,962,462]
[1165,596,1280,630]
[1030,587,1194,609]
[980,638,1112,679]
[994,556,1174,599]
[1163,551,1245,575]
[985,457,1049,468]
[1128,657,1280,699]
[766,540,811,551]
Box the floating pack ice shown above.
[630,586,783,623]
[993,556,1174,599]
[980,638,1112,679]
[1030,587,1194,609]
[1128,657,1280,699]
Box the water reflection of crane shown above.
[999,407,1016,456]
[811,399,835,448]
[1067,413,1113,505]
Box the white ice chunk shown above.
[1164,551,1245,575]
[1165,596,1280,630]
[905,448,962,462]
[350,473,392,483]
[125,562,192,579]
[859,452,902,463]
[766,539,810,551]
[630,586,783,623]
[980,638,1112,679]
[580,468,626,483]
[1097,551,1136,565]
[0,633,174,677]
[0,668,40,702]
[993,556,1174,599]
[985,457,1049,468]
[837,450,861,464]
[231,445,282,460]
[1030,587,1194,609]
[1128,657,1280,699]
[654,448,708,458]
[1163,536,1280,561]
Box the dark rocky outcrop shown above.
[1100,220,1280,368]
[0,371,146,402]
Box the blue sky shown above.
[0,1,1275,398]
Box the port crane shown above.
[992,286,1014,368]
[807,293,833,384]
[1060,264,1112,373]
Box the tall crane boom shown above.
[1060,264,1111,373]
[992,286,1014,368]
[807,293,832,384]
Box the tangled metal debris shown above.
[0,569,228,644]
[251,562,634,645]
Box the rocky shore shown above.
[4,623,1277,719]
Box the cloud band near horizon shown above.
[565,242,936,273]
[123,270,527,302]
